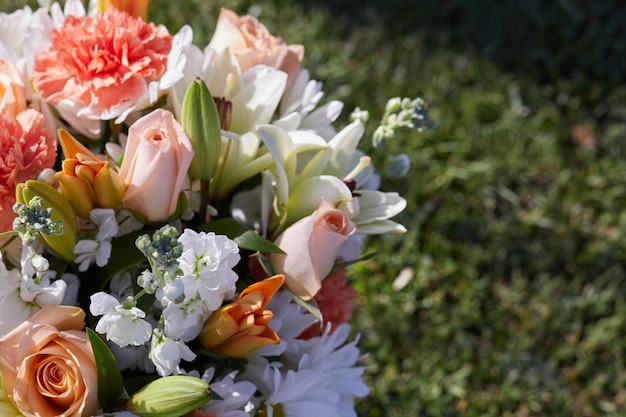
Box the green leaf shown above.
[328,251,377,276]
[289,289,323,327]
[199,218,285,254]
[87,328,125,409]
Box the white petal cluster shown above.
[198,368,257,417]
[176,229,240,309]
[89,292,152,347]
[244,300,368,417]
[74,208,118,272]
[149,329,196,377]
[0,249,66,337]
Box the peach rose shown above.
[0,60,27,118]
[0,305,99,417]
[119,109,194,222]
[33,10,171,120]
[0,109,56,234]
[209,8,304,84]
[270,200,356,300]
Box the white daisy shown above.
[293,324,369,413]
[198,368,257,417]
[245,357,341,417]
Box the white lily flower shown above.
[277,69,343,140]
[171,30,287,134]
[350,190,407,234]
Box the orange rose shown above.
[0,60,27,118]
[270,200,356,300]
[208,8,304,85]
[119,109,194,222]
[0,305,99,417]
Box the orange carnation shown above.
[0,109,56,234]
[33,10,172,120]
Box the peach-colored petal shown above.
[0,60,27,118]
[209,7,304,87]
[0,305,97,417]
[271,200,356,300]
[0,109,56,234]
[119,109,194,222]
[33,10,172,118]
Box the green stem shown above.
[0,230,18,241]
[199,179,211,223]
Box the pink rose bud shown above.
[119,109,194,222]
[270,200,356,300]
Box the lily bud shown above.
[15,180,77,262]
[181,78,222,182]
[97,0,149,20]
[199,275,284,357]
[126,375,210,417]
[56,129,125,218]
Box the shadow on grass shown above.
[295,0,626,89]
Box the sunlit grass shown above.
[3,0,626,415]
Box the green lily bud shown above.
[15,180,77,262]
[126,375,211,417]
[181,78,221,182]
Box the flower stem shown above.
[199,179,211,223]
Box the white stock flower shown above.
[177,229,240,310]
[90,292,152,347]
[149,329,196,376]
[74,208,118,272]
[161,296,208,341]
[0,252,65,336]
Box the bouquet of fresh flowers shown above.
[0,1,434,416]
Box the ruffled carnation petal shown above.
[33,10,172,120]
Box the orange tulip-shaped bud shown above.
[94,162,125,208]
[56,129,125,218]
[56,171,95,219]
[199,275,285,357]
[97,0,149,20]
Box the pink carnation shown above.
[32,10,172,119]
[299,268,358,340]
[0,109,57,233]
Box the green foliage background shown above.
[4,0,626,415]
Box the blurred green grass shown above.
[5,0,626,415]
